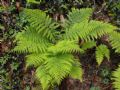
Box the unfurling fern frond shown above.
[95,44,110,65]
[109,31,120,53]
[112,65,120,90]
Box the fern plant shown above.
[13,8,117,89]
[13,9,83,90]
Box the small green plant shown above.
[13,8,117,89]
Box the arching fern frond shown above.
[95,44,110,65]
[13,26,52,53]
[109,31,120,53]
[36,65,53,90]
[85,20,117,41]
[26,54,47,67]
[64,19,117,41]
[81,41,96,50]
[34,53,83,89]
[22,9,59,41]
[48,40,84,54]
[44,54,74,84]
[66,8,93,26]
[112,65,120,90]
[69,61,83,81]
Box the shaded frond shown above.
[69,61,83,81]
[95,44,110,65]
[0,24,4,30]
[81,41,96,50]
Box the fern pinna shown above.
[13,8,118,90]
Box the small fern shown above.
[13,8,117,90]
[14,8,83,90]
[95,44,110,65]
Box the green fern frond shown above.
[23,9,59,40]
[95,44,110,65]
[13,26,52,53]
[64,8,116,41]
[85,20,117,40]
[64,21,88,40]
[35,53,81,89]
[112,65,120,90]
[109,31,120,53]
[45,54,74,84]
[66,8,93,26]
[26,54,47,67]
[69,61,83,81]
[48,40,84,54]
[81,41,96,50]
[64,20,116,41]
[36,65,53,90]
